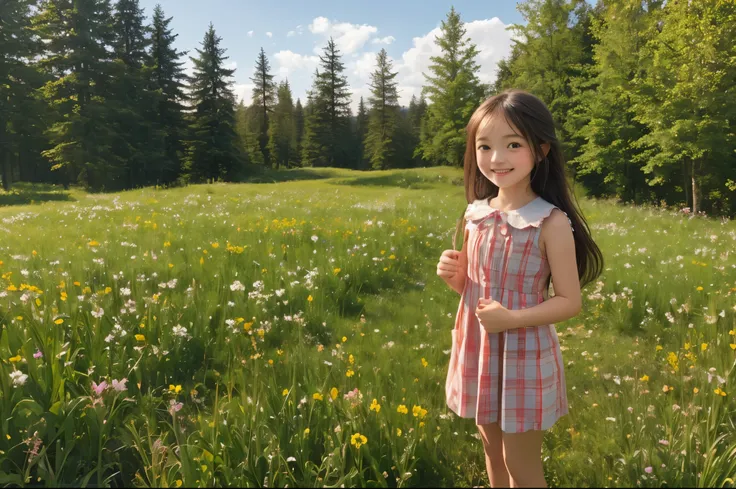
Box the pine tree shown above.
[364,49,400,170]
[183,23,244,182]
[419,7,485,166]
[250,47,276,166]
[35,0,120,190]
[147,3,189,185]
[110,0,159,189]
[267,80,297,169]
[301,38,352,167]
[293,98,305,166]
[355,97,369,169]
[1,0,46,190]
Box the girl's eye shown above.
[477,145,490,151]
[508,142,521,149]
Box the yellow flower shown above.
[307,295,313,303]
[169,384,182,394]
[333,267,341,275]
[696,286,704,291]
[282,389,289,396]
[370,399,381,413]
[412,405,427,418]
[693,387,699,394]
[421,358,428,368]
[243,322,253,331]
[701,343,708,352]
[419,421,425,428]
[330,387,338,400]
[175,480,182,488]
[268,359,274,365]
[639,375,649,382]
[163,241,171,248]
[9,355,22,363]
[397,404,408,415]
[348,354,355,365]
[135,334,145,342]
[54,318,64,325]
[317,344,324,352]
[346,369,355,378]
[729,330,735,336]
[730,344,736,350]
[655,345,663,351]
[342,336,347,343]
[313,392,323,401]
[662,385,673,393]
[396,428,402,437]
[211,242,219,248]
[303,428,310,435]
[714,387,727,397]
[684,342,691,350]
[350,433,367,449]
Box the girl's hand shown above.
[436,248,467,294]
[475,298,517,333]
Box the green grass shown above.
[0,167,734,487]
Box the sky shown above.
[135,1,535,112]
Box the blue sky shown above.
[136,1,534,111]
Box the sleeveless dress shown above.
[445,195,570,433]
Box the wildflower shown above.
[169,384,182,394]
[9,370,28,387]
[92,381,108,395]
[696,286,703,291]
[33,350,42,359]
[639,375,649,382]
[662,385,673,393]
[397,404,408,415]
[169,399,183,414]
[9,355,21,363]
[701,343,708,352]
[659,440,670,446]
[645,467,653,474]
[303,428,310,436]
[412,405,427,418]
[714,387,727,397]
[350,433,367,449]
[370,399,381,413]
[330,387,338,400]
[342,336,347,343]
[111,378,128,392]
[655,345,663,351]
[282,389,289,397]
[307,295,313,303]
[421,358,428,368]
[313,393,323,401]
[135,334,145,342]
[346,369,354,377]
[693,387,699,394]
[396,428,402,437]
[348,354,354,365]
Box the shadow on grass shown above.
[330,172,437,189]
[241,167,348,183]
[0,182,76,207]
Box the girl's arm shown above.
[508,209,582,329]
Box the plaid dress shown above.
[445,196,570,433]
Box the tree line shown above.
[1,0,735,215]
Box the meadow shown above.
[0,167,735,487]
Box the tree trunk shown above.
[691,159,699,215]
[0,121,10,191]
[683,160,690,210]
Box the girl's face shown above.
[475,111,542,193]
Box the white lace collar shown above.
[465,196,557,230]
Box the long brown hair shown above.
[452,89,604,289]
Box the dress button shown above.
[500,223,508,235]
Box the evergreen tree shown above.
[110,0,160,189]
[1,0,47,190]
[249,47,276,166]
[267,80,297,169]
[147,3,189,185]
[419,7,485,166]
[364,49,400,170]
[355,97,369,169]
[35,0,120,190]
[301,38,352,167]
[293,98,305,166]
[183,23,243,182]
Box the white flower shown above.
[311,235,318,242]
[91,307,105,319]
[230,280,245,292]
[286,456,296,462]
[10,370,28,387]
[120,287,131,296]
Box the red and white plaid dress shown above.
[445,195,569,433]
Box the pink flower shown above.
[92,381,108,396]
[644,466,653,474]
[33,350,43,359]
[659,439,669,446]
[111,378,127,392]
[169,399,183,414]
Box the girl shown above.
[436,89,604,488]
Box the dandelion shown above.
[421,358,428,368]
[397,404,408,415]
[307,295,313,303]
[696,286,703,291]
[350,433,367,449]
[693,387,699,394]
[396,428,402,437]
[346,369,355,377]
[313,393,323,401]
[330,387,338,400]
[714,387,727,397]
[135,334,145,342]
[640,375,649,382]
[701,343,708,352]
[282,389,289,397]
[342,336,347,343]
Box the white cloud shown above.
[266,32,273,38]
[247,30,254,37]
[287,30,295,37]
[308,16,378,55]
[372,36,395,45]
[234,83,255,105]
[274,50,320,77]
